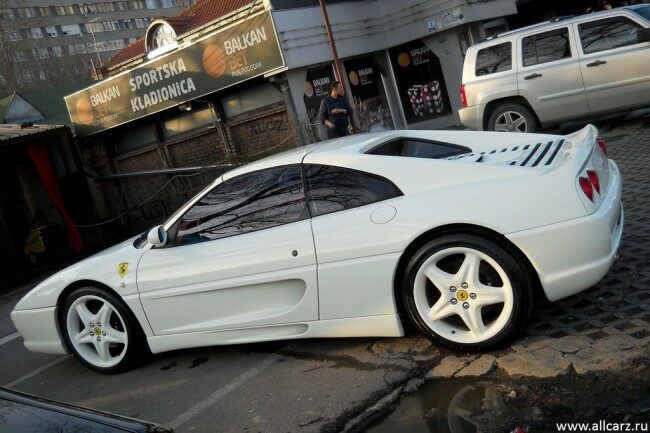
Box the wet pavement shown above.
[0,112,649,433]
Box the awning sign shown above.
[65,11,284,136]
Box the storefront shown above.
[65,0,520,236]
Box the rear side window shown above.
[579,17,641,54]
[368,138,470,159]
[522,28,571,67]
[475,42,512,76]
[303,164,402,217]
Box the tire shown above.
[487,102,538,133]
[60,287,149,374]
[401,234,534,352]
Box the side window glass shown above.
[303,164,402,217]
[174,166,307,245]
[475,42,512,76]
[522,28,571,67]
[579,17,641,54]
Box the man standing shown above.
[319,81,358,139]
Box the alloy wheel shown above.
[66,295,129,368]
[412,247,514,344]
[494,111,527,133]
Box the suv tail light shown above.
[596,137,607,156]
[579,176,594,202]
[460,84,467,108]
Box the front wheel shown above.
[61,287,148,373]
[402,234,533,351]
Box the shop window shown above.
[115,124,157,154]
[389,40,453,124]
[162,103,215,140]
[344,57,394,132]
[221,84,283,119]
[522,28,571,67]
[475,42,512,76]
[303,64,336,123]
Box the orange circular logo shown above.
[304,81,314,97]
[397,53,411,68]
[203,44,227,78]
[349,71,359,86]
[75,98,94,125]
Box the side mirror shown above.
[147,225,168,248]
[638,28,650,43]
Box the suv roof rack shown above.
[550,15,575,22]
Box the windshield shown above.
[631,5,650,21]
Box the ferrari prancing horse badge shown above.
[117,262,129,278]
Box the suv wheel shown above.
[488,103,537,133]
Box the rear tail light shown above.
[596,137,607,156]
[460,84,467,108]
[579,176,594,202]
[587,170,600,194]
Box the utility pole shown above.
[318,0,343,82]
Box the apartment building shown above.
[0,0,195,93]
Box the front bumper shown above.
[459,105,482,131]
[10,307,68,355]
[507,160,623,302]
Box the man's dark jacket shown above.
[319,95,354,127]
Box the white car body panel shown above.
[11,126,623,356]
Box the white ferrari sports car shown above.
[11,125,622,373]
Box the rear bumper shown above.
[10,307,68,355]
[459,105,482,131]
[507,160,623,302]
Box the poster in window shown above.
[343,57,394,132]
[389,40,452,124]
[303,64,335,123]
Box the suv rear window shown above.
[475,42,512,76]
[522,28,571,67]
[367,138,470,159]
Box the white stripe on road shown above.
[169,351,284,430]
[5,355,71,389]
[0,332,19,346]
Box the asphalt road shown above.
[1,111,649,433]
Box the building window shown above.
[52,46,63,57]
[146,0,158,9]
[7,29,22,41]
[61,24,82,36]
[132,0,145,10]
[37,7,51,16]
[475,42,512,76]
[66,45,76,55]
[115,124,157,154]
[162,103,216,140]
[389,40,453,124]
[123,19,134,29]
[221,84,284,119]
[37,48,50,59]
[162,0,174,7]
[31,28,44,38]
[0,9,15,19]
[45,26,58,37]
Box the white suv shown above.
[459,5,650,132]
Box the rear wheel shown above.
[402,234,533,351]
[488,103,537,133]
[61,287,148,373]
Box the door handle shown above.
[586,60,607,67]
[524,73,543,80]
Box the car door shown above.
[136,165,318,336]
[302,163,405,321]
[574,15,650,113]
[516,26,589,124]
